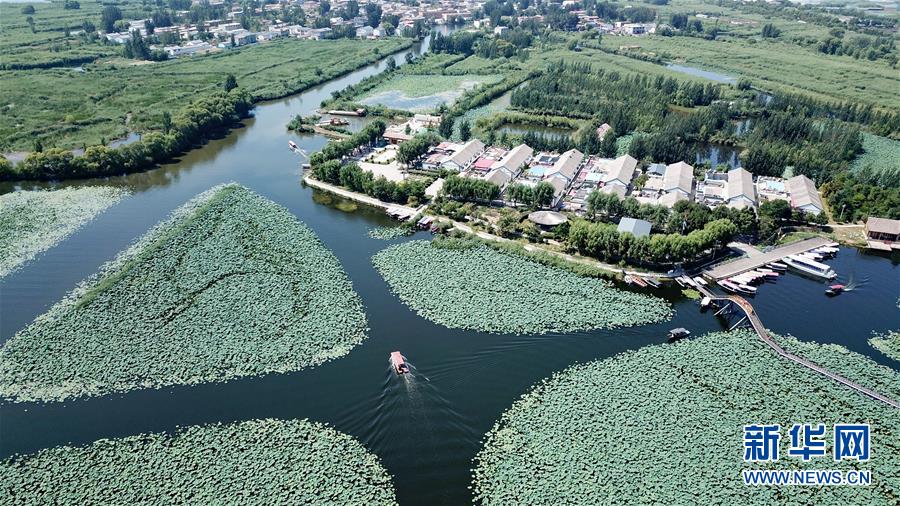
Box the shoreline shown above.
[1,39,415,174]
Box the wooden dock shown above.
[704,237,831,280]
[696,285,900,409]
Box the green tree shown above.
[459,120,471,141]
[100,5,122,33]
[161,111,172,134]
[224,74,238,92]
[532,182,555,209]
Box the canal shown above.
[1,37,899,505]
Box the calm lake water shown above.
[666,63,738,84]
[1,34,899,505]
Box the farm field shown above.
[0,418,397,504]
[0,186,129,278]
[0,37,410,152]
[372,239,671,334]
[599,34,899,109]
[474,330,900,505]
[0,184,369,403]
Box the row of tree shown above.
[505,181,556,209]
[0,88,252,181]
[308,120,386,167]
[568,218,738,266]
[311,160,429,205]
[442,174,501,202]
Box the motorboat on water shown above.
[390,351,409,375]
[692,276,708,287]
[288,140,298,151]
[825,284,845,296]
[668,328,691,341]
[783,254,837,280]
[766,262,787,272]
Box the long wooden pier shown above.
[704,237,831,280]
[696,285,900,409]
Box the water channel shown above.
[1,34,899,505]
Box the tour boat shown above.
[668,328,691,341]
[390,351,409,375]
[825,284,845,297]
[766,262,787,272]
[783,254,837,280]
[288,140,298,151]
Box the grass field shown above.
[0,37,409,152]
[599,34,898,109]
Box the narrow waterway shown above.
[1,34,898,505]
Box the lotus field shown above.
[869,331,900,362]
[0,186,129,278]
[368,226,414,240]
[372,240,671,334]
[0,184,368,403]
[0,418,397,504]
[473,331,900,505]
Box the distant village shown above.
[103,0,487,58]
[100,0,686,59]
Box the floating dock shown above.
[703,237,831,281]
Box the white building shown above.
[786,175,824,215]
[726,168,757,210]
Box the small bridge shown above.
[696,285,900,409]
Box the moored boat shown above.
[784,254,837,280]
[692,276,708,287]
[766,262,787,272]
[630,275,649,288]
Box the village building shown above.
[725,167,757,210]
[786,174,824,215]
[864,217,900,251]
[617,217,652,238]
